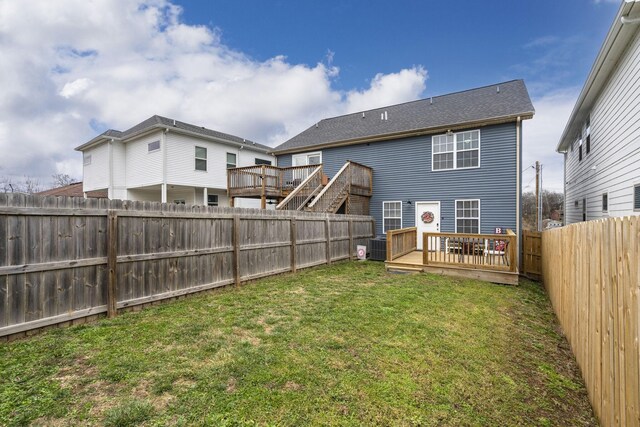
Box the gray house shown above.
[271,80,534,248]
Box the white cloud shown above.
[523,87,580,193]
[0,0,427,187]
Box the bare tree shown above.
[522,190,564,230]
[0,175,43,194]
[51,173,76,188]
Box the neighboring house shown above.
[36,182,107,198]
[76,115,275,207]
[271,80,535,248]
[557,0,640,224]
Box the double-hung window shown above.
[455,200,480,234]
[226,153,237,169]
[382,201,402,232]
[432,130,479,171]
[207,195,218,207]
[195,146,207,171]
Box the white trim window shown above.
[195,146,207,171]
[383,201,402,232]
[455,199,480,234]
[226,152,237,169]
[83,154,92,166]
[207,194,218,207]
[293,151,322,166]
[432,130,480,171]
[148,140,160,153]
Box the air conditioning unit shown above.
[369,236,387,261]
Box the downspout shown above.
[516,116,521,271]
[108,138,114,199]
[162,129,168,203]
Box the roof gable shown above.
[76,115,270,152]
[273,80,534,153]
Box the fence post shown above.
[233,215,241,286]
[260,165,267,209]
[325,218,331,265]
[290,218,297,272]
[348,219,353,260]
[107,210,118,318]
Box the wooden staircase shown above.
[276,161,372,214]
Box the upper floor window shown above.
[293,151,322,166]
[382,201,402,232]
[148,140,160,153]
[226,153,237,169]
[195,146,207,171]
[255,158,272,165]
[83,154,92,166]
[455,199,480,234]
[578,139,583,162]
[585,117,591,154]
[432,130,480,171]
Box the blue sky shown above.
[0,0,623,192]
[179,0,617,97]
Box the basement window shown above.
[383,201,402,232]
[195,146,207,171]
[207,194,218,207]
[456,199,480,234]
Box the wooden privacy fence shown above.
[522,230,542,280]
[542,217,639,427]
[0,194,374,340]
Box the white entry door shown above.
[415,201,440,250]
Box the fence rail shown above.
[542,217,639,427]
[0,193,374,340]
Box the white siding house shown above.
[76,116,275,208]
[558,0,640,224]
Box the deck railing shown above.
[386,227,417,261]
[276,166,323,211]
[422,230,517,272]
[308,161,373,213]
[227,164,319,198]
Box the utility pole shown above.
[535,161,541,231]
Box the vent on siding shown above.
[634,184,640,211]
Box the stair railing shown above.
[307,161,352,213]
[276,165,323,210]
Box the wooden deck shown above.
[384,227,519,286]
[385,251,519,285]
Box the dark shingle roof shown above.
[273,80,534,153]
[77,115,270,151]
[36,182,107,198]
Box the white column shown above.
[161,183,167,203]
[203,187,208,206]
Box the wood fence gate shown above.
[522,230,542,280]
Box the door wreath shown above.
[421,211,435,224]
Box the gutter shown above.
[271,112,534,155]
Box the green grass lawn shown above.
[0,261,595,426]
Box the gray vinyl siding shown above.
[278,122,519,236]
[564,27,640,225]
